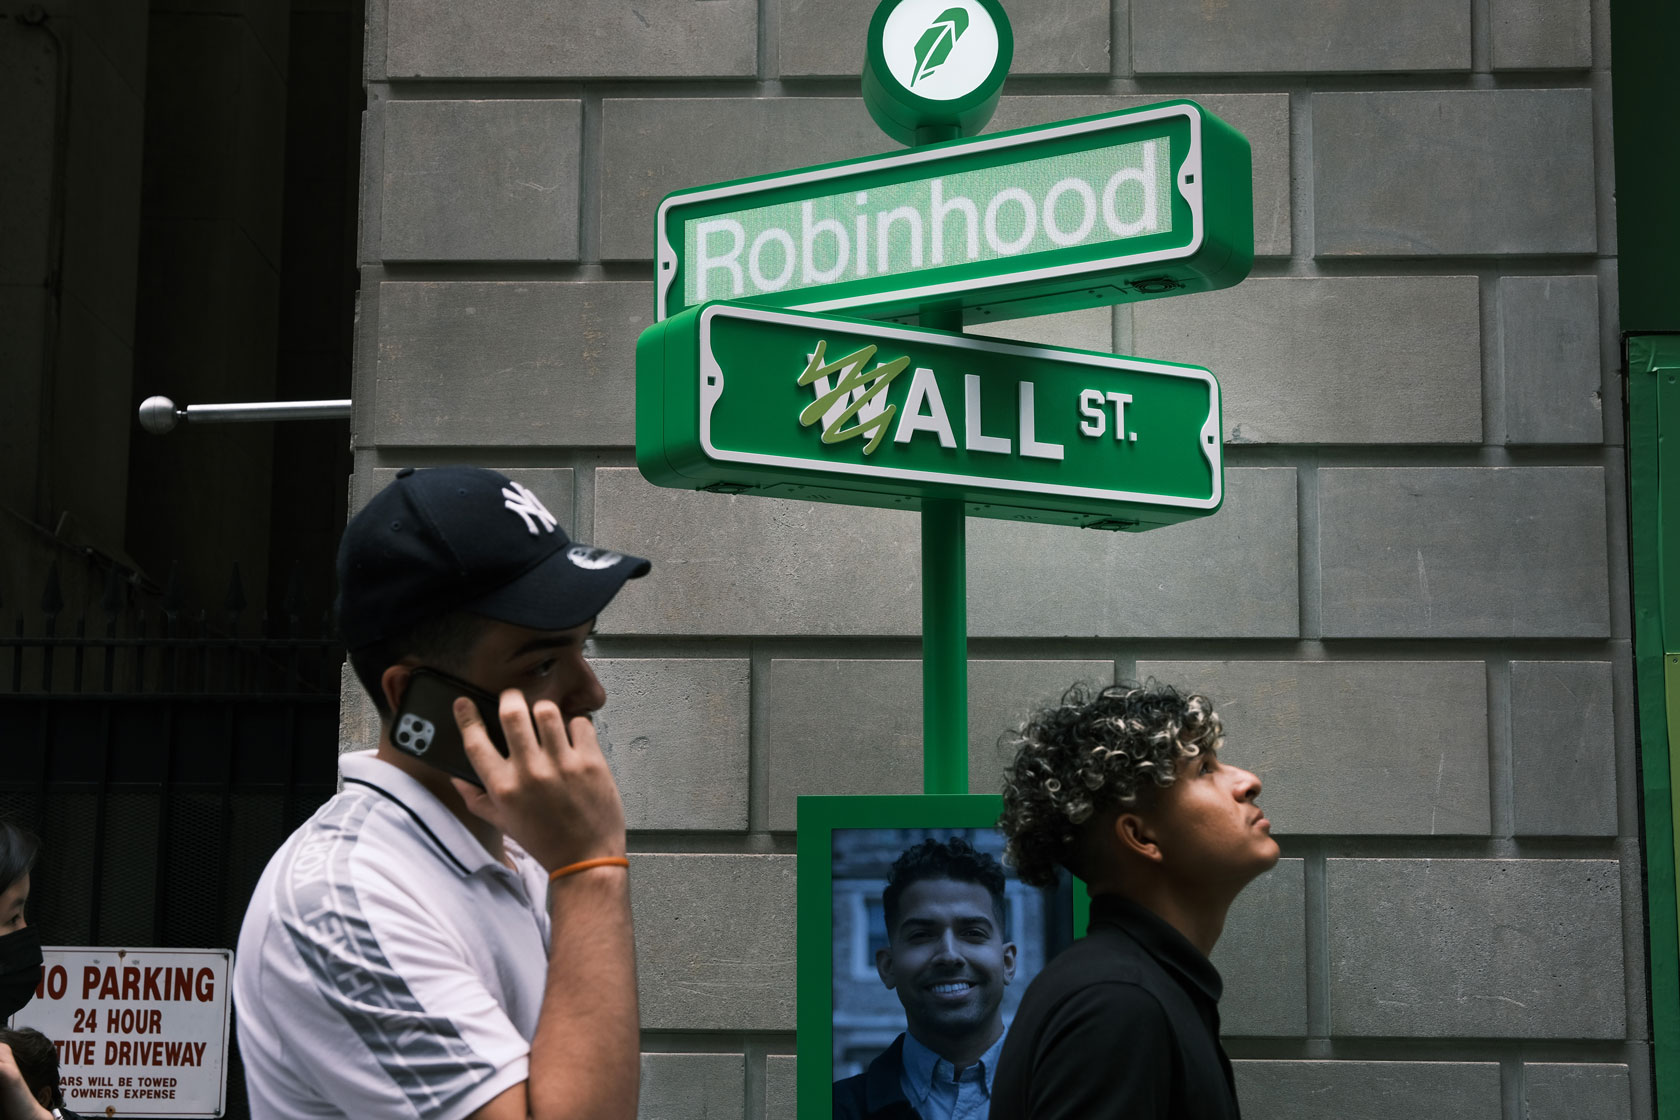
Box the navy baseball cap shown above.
[336,467,650,651]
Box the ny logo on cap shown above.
[503,482,558,536]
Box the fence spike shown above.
[224,563,248,621]
[40,562,65,617]
[162,561,185,619]
[282,562,306,623]
[101,564,127,618]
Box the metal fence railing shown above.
[3,560,340,698]
[2,560,345,1120]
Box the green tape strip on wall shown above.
[1669,654,1680,941]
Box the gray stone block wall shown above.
[1131,277,1483,444]
[1526,1063,1634,1120]
[594,658,753,832]
[1131,0,1470,75]
[380,99,582,261]
[353,0,1638,1114]
[374,282,649,447]
[637,1053,748,1120]
[1318,467,1610,638]
[1510,660,1619,836]
[1235,1061,1502,1120]
[969,468,1301,637]
[631,853,797,1031]
[1501,275,1605,445]
[1136,660,1492,835]
[385,0,758,79]
[1212,858,1308,1037]
[778,0,1110,79]
[1326,858,1625,1039]
[1490,0,1595,71]
[1313,89,1597,256]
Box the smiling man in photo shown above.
[834,837,1018,1120]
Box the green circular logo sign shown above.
[862,0,1014,146]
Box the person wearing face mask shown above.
[0,822,40,1022]
[0,820,48,1120]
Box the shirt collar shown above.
[1089,893,1225,1007]
[338,750,521,877]
[900,1024,1008,1106]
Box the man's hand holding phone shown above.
[448,690,627,873]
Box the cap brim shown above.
[461,544,650,633]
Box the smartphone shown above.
[391,667,511,788]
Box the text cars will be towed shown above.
[12,947,234,1118]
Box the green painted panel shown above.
[1611,0,1680,332]
[1668,653,1680,947]
[1627,333,1680,1112]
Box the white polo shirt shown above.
[234,751,552,1119]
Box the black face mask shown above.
[0,924,43,1019]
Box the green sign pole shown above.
[913,107,969,795]
[895,22,997,794]
[920,298,967,796]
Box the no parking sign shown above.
[9,947,233,1117]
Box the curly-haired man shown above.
[834,837,1017,1120]
[989,683,1278,1120]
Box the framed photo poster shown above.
[796,795,1086,1118]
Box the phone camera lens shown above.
[397,731,410,744]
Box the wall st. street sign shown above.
[654,99,1253,325]
[637,302,1223,529]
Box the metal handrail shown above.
[138,396,351,434]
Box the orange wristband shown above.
[548,856,630,882]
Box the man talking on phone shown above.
[233,466,649,1120]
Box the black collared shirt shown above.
[988,894,1241,1120]
[834,1034,921,1120]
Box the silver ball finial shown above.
[138,396,182,435]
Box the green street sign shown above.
[861,0,1014,145]
[654,99,1252,325]
[636,301,1223,530]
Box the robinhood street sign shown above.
[637,302,1222,529]
[654,99,1253,325]
[636,0,1255,932]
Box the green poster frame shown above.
[794,794,1088,1119]
[1611,0,1680,1103]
